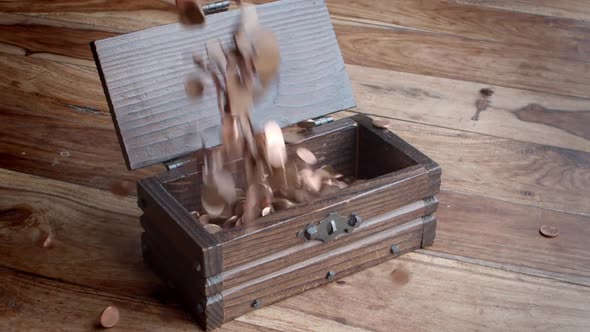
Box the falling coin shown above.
[300,169,322,193]
[261,206,272,217]
[42,233,54,248]
[272,198,296,210]
[99,305,120,328]
[222,215,239,229]
[539,225,559,238]
[264,121,287,168]
[296,147,317,165]
[185,77,205,98]
[201,186,226,218]
[176,0,205,25]
[204,224,222,234]
[198,214,210,226]
[252,28,280,87]
[372,119,391,129]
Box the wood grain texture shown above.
[334,22,590,99]
[453,0,590,22]
[2,0,590,330]
[2,169,590,329]
[273,253,590,332]
[94,0,355,169]
[430,190,590,286]
[0,266,279,332]
[6,252,589,332]
[329,0,590,62]
[347,64,590,153]
[0,168,159,297]
[358,113,590,216]
[0,55,164,191]
[0,0,175,12]
[0,22,116,67]
[0,11,176,36]
[514,103,590,140]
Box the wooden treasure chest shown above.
[92,0,441,330]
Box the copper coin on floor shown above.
[99,305,120,328]
[539,225,559,238]
[372,118,391,129]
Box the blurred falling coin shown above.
[272,198,296,210]
[331,179,349,189]
[296,148,317,165]
[206,39,227,71]
[223,215,239,229]
[283,131,305,144]
[264,121,287,168]
[372,119,391,129]
[233,199,245,216]
[42,232,54,248]
[185,77,205,98]
[261,206,272,217]
[176,0,205,25]
[540,225,559,238]
[201,187,225,218]
[213,169,237,204]
[99,305,120,328]
[252,29,280,87]
[204,224,222,234]
[240,2,259,34]
[300,169,322,193]
[198,214,210,226]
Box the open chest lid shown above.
[92,0,356,170]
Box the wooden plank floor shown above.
[1,0,589,330]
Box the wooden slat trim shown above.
[222,197,437,289]
[421,214,437,248]
[221,164,435,270]
[142,227,222,296]
[222,217,426,321]
[137,177,221,277]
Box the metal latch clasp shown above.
[297,212,362,243]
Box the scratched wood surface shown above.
[1,0,590,331]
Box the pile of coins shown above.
[180,2,353,233]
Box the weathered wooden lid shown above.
[93,0,355,170]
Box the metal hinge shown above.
[297,116,334,129]
[165,158,191,171]
[203,1,230,15]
